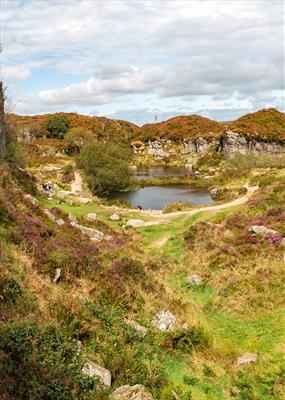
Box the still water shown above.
[110,165,212,210]
[110,185,213,210]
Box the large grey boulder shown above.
[112,384,154,400]
[237,352,258,365]
[82,361,111,387]
[72,223,104,241]
[152,310,176,331]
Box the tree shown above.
[0,81,6,159]
[64,127,95,154]
[45,115,70,139]
[77,141,133,196]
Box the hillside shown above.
[7,112,139,142]
[139,115,223,141]
[228,108,285,141]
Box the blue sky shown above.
[1,0,284,125]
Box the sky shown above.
[0,0,284,125]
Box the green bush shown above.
[45,115,70,139]
[164,326,210,353]
[77,141,134,196]
[0,321,98,399]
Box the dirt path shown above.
[152,234,171,248]
[71,172,83,194]
[139,185,259,227]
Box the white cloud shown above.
[1,0,284,121]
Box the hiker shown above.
[137,205,142,211]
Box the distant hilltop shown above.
[7,108,285,144]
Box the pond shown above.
[133,165,191,179]
[109,185,213,210]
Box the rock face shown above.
[152,311,176,331]
[237,352,258,365]
[221,131,284,155]
[112,384,154,400]
[82,361,111,387]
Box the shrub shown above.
[45,115,70,139]
[164,326,210,353]
[0,321,98,399]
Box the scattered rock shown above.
[237,352,258,365]
[186,274,203,285]
[152,310,176,331]
[44,209,56,222]
[112,384,154,400]
[24,194,39,206]
[110,213,120,221]
[68,213,78,224]
[250,225,284,245]
[250,225,277,236]
[76,197,91,204]
[86,212,97,221]
[77,224,104,241]
[53,268,61,284]
[55,218,65,226]
[127,219,144,228]
[181,322,188,330]
[82,361,111,387]
[124,319,148,337]
[105,235,113,241]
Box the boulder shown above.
[237,352,258,365]
[53,268,61,284]
[82,361,111,387]
[124,319,148,337]
[186,274,203,285]
[110,213,121,221]
[86,213,97,221]
[73,224,104,241]
[127,219,144,228]
[112,384,154,400]
[55,218,65,226]
[68,213,78,224]
[24,194,39,206]
[152,310,176,331]
[44,209,56,222]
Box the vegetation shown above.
[228,108,285,141]
[64,127,95,154]
[77,141,134,195]
[45,114,70,139]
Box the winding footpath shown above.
[136,185,259,227]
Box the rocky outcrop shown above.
[112,384,154,400]
[126,219,144,228]
[220,131,284,155]
[70,222,104,241]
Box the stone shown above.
[68,213,78,224]
[186,274,203,285]
[151,310,176,331]
[86,212,97,221]
[237,352,258,365]
[53,268,61,284]
[82,361,111,387]
[250,225,278,236]
[112,384,154,400]
[24,194,39,206]
[55,218,65,226]
[124,319,148,337]
[44,209,56,222]
[77,224,104,241]
[76,197,91,204]
[110,213,121,221]
[127,219,144,228]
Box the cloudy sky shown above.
[1,0,284,125]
